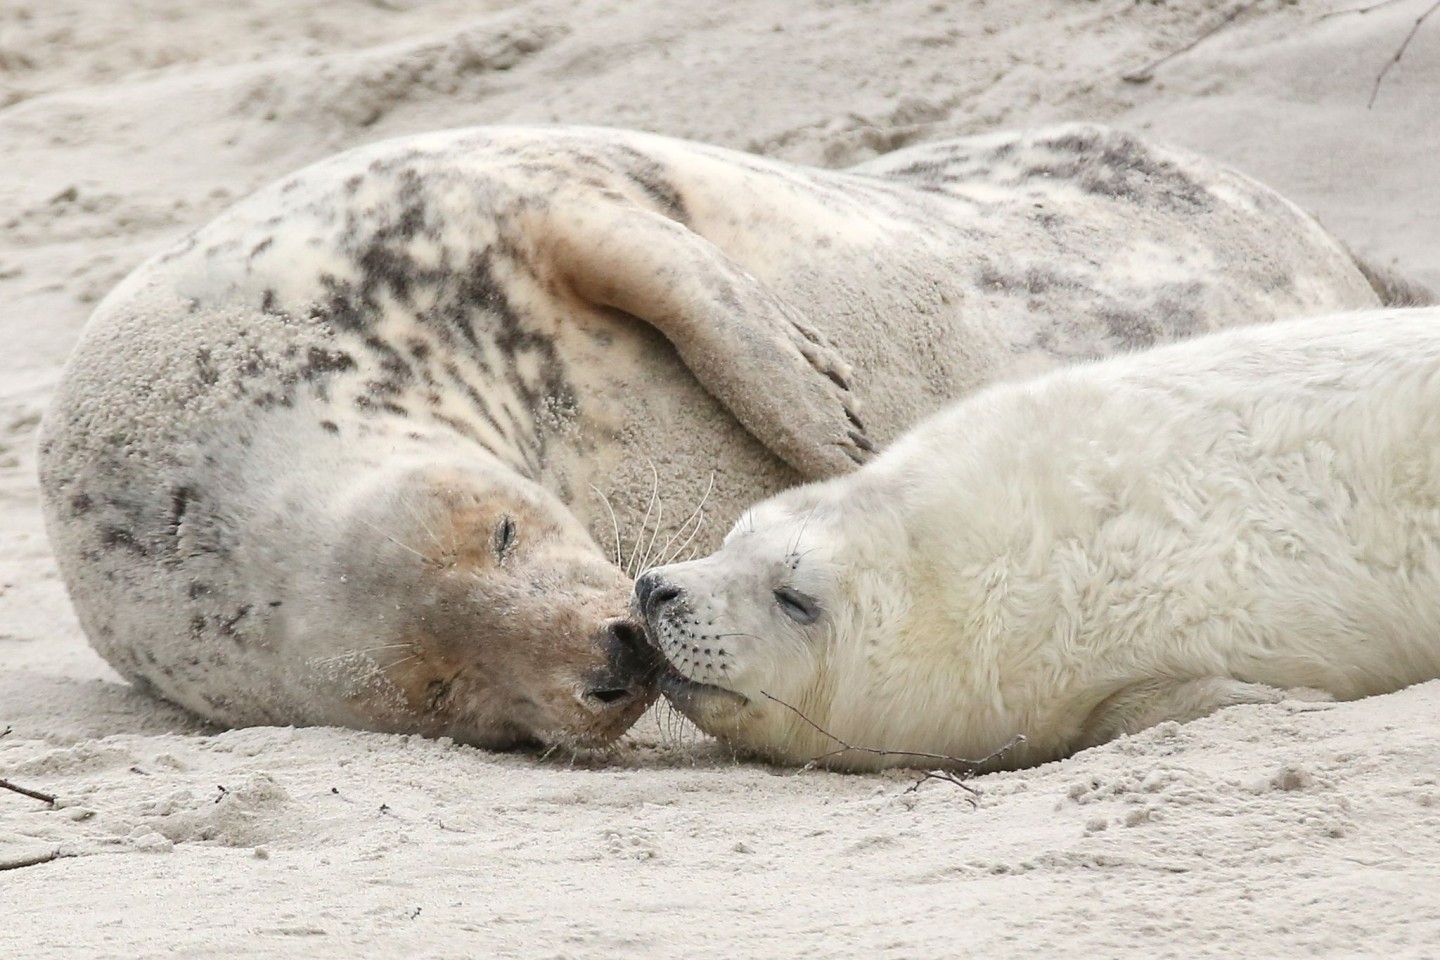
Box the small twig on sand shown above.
[1361,0,1440,107]
[1122,0,1269,83]
[1321,0,1413,19]
[0,778,58,805]
[761,692,1025,802]
[1321,0,1439,106]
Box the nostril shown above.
[646,583,681,616]
[585,687,633,706]
[609,620,647,653]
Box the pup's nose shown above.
[581,619,657,710]
[634,570,682,620]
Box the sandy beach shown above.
[3,2,1439,956]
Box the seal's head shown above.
[632,482,915,769]
[283,461,658,752]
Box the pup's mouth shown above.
[638,629,750,729]
[655,659,749,709]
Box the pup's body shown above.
[638,309,1440,770]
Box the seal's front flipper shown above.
[538,197,873,480]
[1078,677,1334,750]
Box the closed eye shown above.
[774,586,820,625]
[494,516,517,560]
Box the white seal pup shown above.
[39,123,1396,751]
[636,308,1440,771]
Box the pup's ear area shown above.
[532,195,874,480]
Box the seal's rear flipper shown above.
[1346,249,1436,307]
[537,197,874,479]
[1077,676,1334,749]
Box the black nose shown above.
[634,571,682,620]
[583,619,657,710]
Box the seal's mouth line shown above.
[653,656,750,708]
[657,662,742,697]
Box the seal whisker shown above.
[588,484,625,567]
[311,642,414,666]
[658,473,715,566]
[625,461,663,578]
[355,516,433,566]
[789,503,821,559]
[638,488,666,577]
[399,495,447,557]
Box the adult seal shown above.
[39,123,1398,750]
[635,308,1440,771]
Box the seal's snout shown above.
[634,571,683,621]
[580,618,657,711]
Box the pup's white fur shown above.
[638,308,1440,770]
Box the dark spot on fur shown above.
[1097,306,1159,349]
[100,525,149,557]
[1027,129,1212,211]
[320,420,340,434]
[608,147,690,223]
[238,346,268,379]
[70,493,93,516]
[317,274,366,331]
[158,234,199,264]
[169,486,196,536]
[195,348,220,386]
[354,395,409,417]
[219,605,252,640]
[425,678,451,713]
[249,238,274,260]
[187,581,212,600]
[977,263,1079,296]
[300,346,357,381]
[432,412,492,452]
[190,614,207,637]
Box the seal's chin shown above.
[655,661,750,731]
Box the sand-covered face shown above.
[313,466,657,751]
[633,487,897,762]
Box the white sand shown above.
[3,1,1439,956]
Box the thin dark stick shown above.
[1122,0,1269,83]
[1367,0,1440,107]
[760,691,1026,797]
[0,778,58,805]
[1320,0,1413,19]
